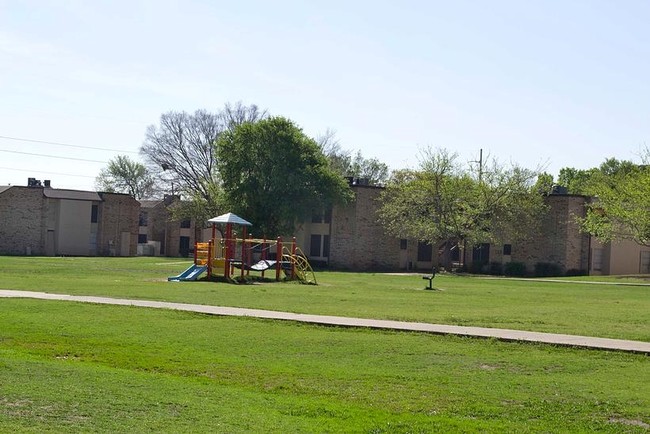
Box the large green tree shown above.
[216,117,353,236]
[377,148,545,266]
[581,161,650,246]
[95,155,155,199]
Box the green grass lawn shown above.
[1,256,649,341]
[1,300,649,433]
[1,256,649,432]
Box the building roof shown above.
[43,188,102,201]
[207,212,252,226]
[0,186,12,195]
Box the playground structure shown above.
[168,213,316,284]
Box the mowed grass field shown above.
[1,256,649,432]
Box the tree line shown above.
[96,102,650,255]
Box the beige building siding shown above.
[591,238,650,275]
[0,186,138,257]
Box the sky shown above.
[2,0,650,191]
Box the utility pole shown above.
[471,148,483,183]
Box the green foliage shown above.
[488,261,503,275]
[216,116,352,236]
[504,261,527,277]
[534,262,563,277]
[534,172,554,195]
[581,164,650,246]
[377,148,546,258]
[95,155,154,199]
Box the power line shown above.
[0,166,95,178]
[0,149,108,163]
[0,134,139,154]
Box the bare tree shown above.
[140,103,267,202]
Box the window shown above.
[400,239,408,250]
[179,236,190,257]
[138,234,147,244]
[310,234,322,257]
[180,219,191,228]
[138,211,148,227]
[503,244,512,256]
[324,208,332,224]
[640,251,650,274]
[322,235,330,258]
[592,248,603,271]
[311,211,322,223]
[472,243,490,265]
[91,205,98,223]
[417,241,433,262]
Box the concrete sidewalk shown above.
[2,289,649,355]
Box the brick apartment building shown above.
[2,178,647,274]
[296,180,650,275]
[0,180,139,256]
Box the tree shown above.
[95,155,155,199]
[316,129,390,184]
[557,158,636,195]
[140,103,267,202]
[349,151,390,184]
[215,117,353,236]
[581,162,650,246]
[377,147,545,266]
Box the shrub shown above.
[565,268,587,277]
[534,262,563,277]
[504,262,526,277]
[488,262,503,275]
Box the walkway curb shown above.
[2,290,649,355]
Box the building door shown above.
[472,243,490,269]
[179,236,190,257]
[120,232,131,256]
[46,230,55,256]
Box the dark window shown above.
[138,211,148,227]
[417,241,433,262]
[400,239,408,250]
[180,219,191,228]
[472,243,490,265]
[324,208,332,224]
[311,211,322,223]
[179,236,190,257]
[138,234,147,244]
[310,234,322,257]
[91,205,98,223]
[503,244,512,256]
[322,235,330,258]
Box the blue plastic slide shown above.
[168,264,208,282]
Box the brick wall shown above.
[97,193,140,256]
[510,194,590,273]
[0,187,45,255]
[329,186,401,270]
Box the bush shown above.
[504,262,526,277]
[534,262,563,277]
[488,262,503,275]
[565,268,587,277]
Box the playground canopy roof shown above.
[207,212,252,226]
